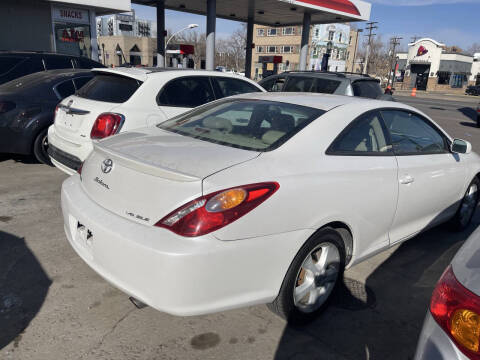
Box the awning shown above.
[132,0,371,25]
[439,60,472,74]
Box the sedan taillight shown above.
[430,266,480,359]
[90,113,124,139]
[155,182,280,237]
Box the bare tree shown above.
[216,25,247,71]
[358,35,389,78]
[444,45,464,53]
[468,43,480,55]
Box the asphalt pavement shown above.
[1,95,479,360]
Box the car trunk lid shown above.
[80,127,260,226]
[53,72,143,145]
[53,96,119,145]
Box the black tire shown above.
[450,177,480,231]
[268,228,345,324]
[477,115,480,128]
[33,128,53,166]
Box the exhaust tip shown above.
[129,296,148,309]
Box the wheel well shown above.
[476,173,480,181]
[319,222,354,266]
[31,126,49,153]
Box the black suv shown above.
[259,71,393,100]
[0,51,104,85]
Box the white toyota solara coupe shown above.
[61,93,480,323]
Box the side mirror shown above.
[451,139,472,154]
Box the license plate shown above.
[76,221,93,249]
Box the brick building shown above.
[251,24,311,80]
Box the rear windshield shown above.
[157,99,324,152]
[284,76,341,94]
[76,74,142,103]
[352,80,382,99]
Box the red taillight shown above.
[77,162,83,175]
[55,104,60,118]
[90,113,124,139]
[0,101,16,114]
[430,266,480,358]
[155,182,279,237]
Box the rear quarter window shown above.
[76,74,142,103]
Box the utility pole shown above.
[351,28,363,72]
[411,36,421,43]
[363,21,378,75]
[387,36,402,87]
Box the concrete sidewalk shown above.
[394,89,478,103]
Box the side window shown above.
[75,58,99,69]
[73,76,93,90]
[312,78,341,94]
[0,57,26,76]
[55,80,76,98]
[214,77,261,98]
[157,77,215,108]
[351,81,382,99]
[381,110,448,155]
[44,56,74,70]
[261,77,286,92]
[2,57,44,80]
[283,77,314,92]
[271,77,286,92]
[327,111,392,155]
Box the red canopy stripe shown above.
[296,0,361,16]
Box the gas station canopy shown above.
[132,0,371,76]
[133,0,371,25]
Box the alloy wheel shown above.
[293,242,340,313]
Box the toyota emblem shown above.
[101,159,113,174]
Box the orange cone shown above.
[411,87,417,97]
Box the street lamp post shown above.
[165,24,198,67]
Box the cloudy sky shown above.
[132,0,479,50]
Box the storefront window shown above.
[54,23,91,58]
[52,6,92,59]
[437,72,451,85]
[450,74,466,88]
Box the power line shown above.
[363,21,378,75]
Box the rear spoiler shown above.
[93,143,200,182]
[91,68,148,82]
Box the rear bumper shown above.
[414,312,468,360]
[48,125,92,175]
[48,144,82,174]
[61,176,312,316]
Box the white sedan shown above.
[61,93,480,323]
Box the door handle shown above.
[399,175,415,185]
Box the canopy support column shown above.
[156,0,165,67]
[299,12,311,71]
[245,1,254,79]
[206,0,216,70]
